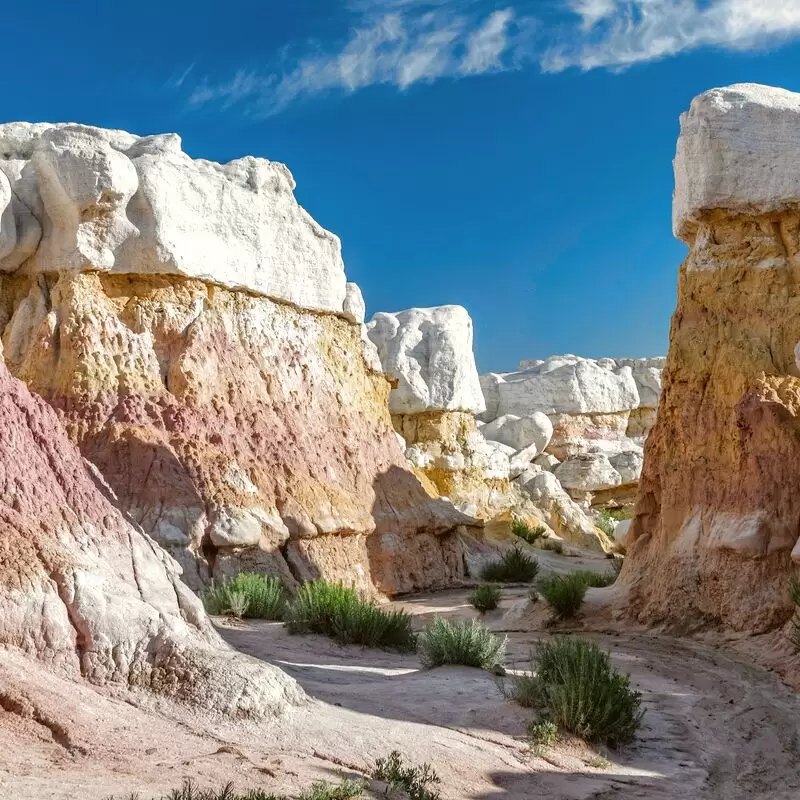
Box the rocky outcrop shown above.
[480,355,664,505]
[0,359,301,716]
[0,122,469,597]
[621,84,800,632]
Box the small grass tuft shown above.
[596,508,632,537]
[512,518,547,544]
[203,573,286,620]
[572,569,617,588]
[418,617,507,670]
[537,573,588,620]
[527,719,559,755]
[298,778,365,800]
[530,637,644,748]
[372,750,442,800]
[480,545,539,583]
[538,539,565,555]
[285,580,416,652]
[469,583,501,612]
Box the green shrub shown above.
[596,508,632,537]
[469,583,501,612]
[537,573,587,619]
[203,573,286,620]
[572,569,616,588]
[538,539,564,555]
[372,751,441,800]
[106,777,364,800]
[480,546,539,583]
[790,578,800,652]
[512,518,547,544]
[527,719,559,754]
[500,662,539,709]
[285,580,416,652]
[418,617,507,669]
[530,637,644,748]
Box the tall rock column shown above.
[622,83,800,632]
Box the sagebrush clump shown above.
[203,573,286,620]
[480,545,539,583]
[418,617,507,669]
[372,750,441,800]
[572,569,616,588]
[469,583,501,612]
[512,518,547,545]
[285,580,416,652]
[525,637,644,748]
[536,573,587,619]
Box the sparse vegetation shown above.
[511,518,547,544]
[285,580,416,652]
[596,508,632,537]
[469,583,501,612]
[527,719,559,755]
[538,539,565,555]
[572,569,617,588]
[480,545,539,583]
[203,573,286,620]
[418,617,507,670]
[372,750,442,800]
[527,637,644,748]
[789,578,800,651]
[610,556,624,578]
[584,755,611,769]
[537,573,588,620]
[106,777,365,800]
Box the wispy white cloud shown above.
[544,0,800,71]
[188,2,531,115]
[182,0,800,114]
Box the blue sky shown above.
[4,1,800,371]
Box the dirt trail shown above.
[2,576,800,799]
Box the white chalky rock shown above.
[366,305,486,415]
[343,282,366,324]
[480,412,553,452]
[674,84,800,241]
[609,450,644,484]
[614,519,632,549]
[534,453,560,472]
[554,453,622,492]
[0,122,347,313]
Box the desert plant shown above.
[469,583,501,612]
[530,637,644,748]
[418,617,507,670]
[537,573,588,620]
[572,569,616,588]
[203,573,286,620]
[512,518,547,544]
[480,546,539,583]
[285,580,416,652]
[106,777,365,800]
[596,508,632,537]
[538,539,564,555]
[372,750,441,800]
[527,719,559,754]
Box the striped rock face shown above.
[621,84,800,632]
[0,272,468,597]
[0,358,303,716]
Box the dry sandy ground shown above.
[2,550,800,800]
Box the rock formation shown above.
[622,83,800,632]
[0,122,470,598]
[480,355,664,506]
[368,306,611,550]
[0,358,301,716]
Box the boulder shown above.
[609,450,644,484]
[533,453,560,472]
[367,305,485,415]
[614,518,631,549]
[480,412,553,452]
[554,453,622,493]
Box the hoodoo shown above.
[621,84,800,632]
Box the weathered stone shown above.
[614,518,631,550]
[554,453,622,493]
[480,412,553,453]
[367,306,485,415]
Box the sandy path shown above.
[2,575,799,799]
